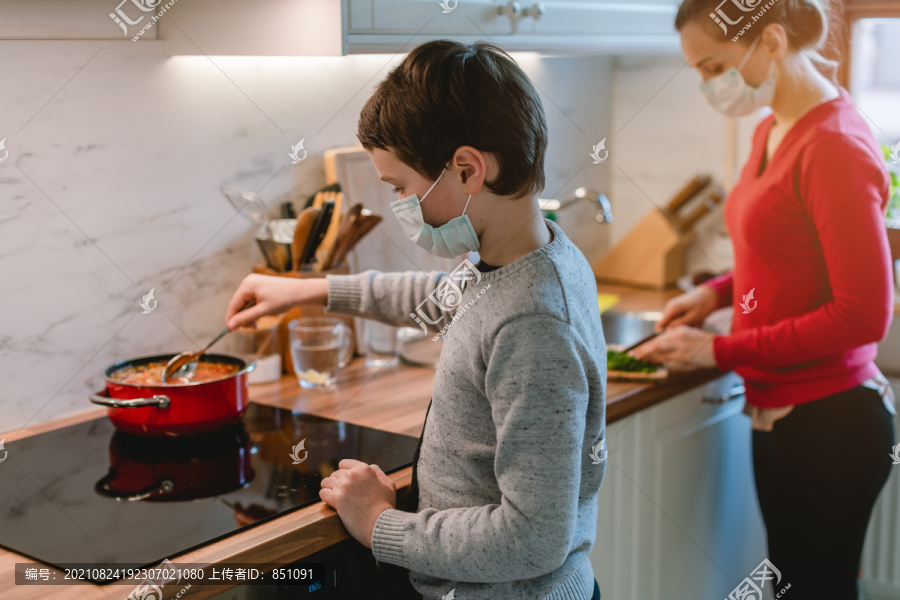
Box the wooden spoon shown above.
[331,210,382,267]
[291,206,320,272]
[321,203,362,270]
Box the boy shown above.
[226,40,607,600]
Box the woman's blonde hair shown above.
[675,0,841,81]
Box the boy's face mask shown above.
[390,166,481,259]
[699,36,775,117]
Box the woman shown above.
[630,1,896,598]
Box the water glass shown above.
[359,320,400,368]
[288,317,353,388]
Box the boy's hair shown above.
[357,40,547,199]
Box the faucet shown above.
[539,187,613,223]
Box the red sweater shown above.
[704,90,893,408]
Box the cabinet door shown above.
[346,0,682,54]
[591,373,768,600]
[859,376,900,599]
[351,0,498,34]
[508,0,679,37]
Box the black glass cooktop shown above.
[0,403,419,583]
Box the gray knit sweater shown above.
[324,218,607,600]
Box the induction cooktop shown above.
[0,403,419,583]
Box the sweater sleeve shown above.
[701,272,733,310]
[714,135,893,371]
[324,269,457,334]
[370,313,594,582]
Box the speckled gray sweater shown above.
[324,218,607,600]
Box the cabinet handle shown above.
[522,3,546,19]
[703,384,745,404]
[497,1,521,17]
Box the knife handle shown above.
[300,201,334,268]
[665,175,711,217]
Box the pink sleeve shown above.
[714,135,893,371]
[701,272,733,310]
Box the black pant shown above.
[752,384,895,600]
[591,578,601,600]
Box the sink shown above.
[600,310,662,347]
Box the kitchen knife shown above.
[299,201,334,268]
[675,191,723,232]
[314,192,344,271]
[665,175,711,218]
[621,331,661,354]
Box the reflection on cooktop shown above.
[0,403,419,583]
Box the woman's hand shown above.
[628,324,718,370]
[225,274,328,329]
[319,459,397,549]
[656,285,718,331]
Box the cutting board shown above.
[323,146,470,272]
[606,344,669,381]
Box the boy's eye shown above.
[391,187,403,195]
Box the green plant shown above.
[883,144,900,222]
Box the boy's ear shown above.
[451,146,489,194]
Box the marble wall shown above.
[0,40,612,431]
[608,54,759,277]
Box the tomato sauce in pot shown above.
[109,360,240,385]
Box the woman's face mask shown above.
[699,36,776,117]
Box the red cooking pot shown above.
[89,353,255,437]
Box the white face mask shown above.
[699,36,775,117]
[390,167,480,259]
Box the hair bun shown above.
[785,0,828,49]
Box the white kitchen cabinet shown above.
[346,0,682,55]
[591,372,768,599]
[859,377,900,600]
[2,0,682,55]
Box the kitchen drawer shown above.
[210,538,419,600]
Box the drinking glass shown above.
[288,317,353,388]
[359,319,400,368]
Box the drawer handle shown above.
[703,384,745,404]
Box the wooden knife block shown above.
[251,262,357,375]
[592,208,687,289]
[592,175,722,290]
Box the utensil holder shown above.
[251,262,356,375]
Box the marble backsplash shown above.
[0,41,612,431]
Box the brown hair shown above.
[674,0,840,80]
[357,40,547,199]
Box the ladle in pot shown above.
[162,325,233,383]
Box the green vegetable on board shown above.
[607,349,661,373]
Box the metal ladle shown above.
[162,325,233,383]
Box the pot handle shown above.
[95,469,174,501]
[89,389,170,409]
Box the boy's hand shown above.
[319,459,397,549]
[225,274,328,329]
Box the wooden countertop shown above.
[0,283,722,599]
